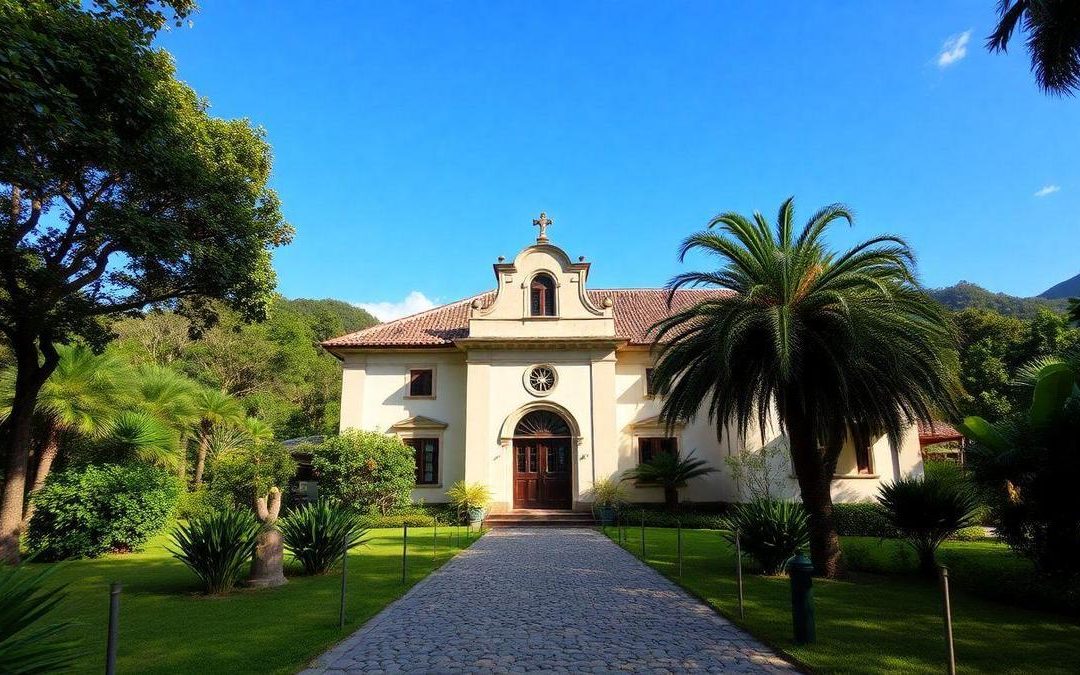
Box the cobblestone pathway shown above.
[304,527,796,673]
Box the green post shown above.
[105,581,121,675]
[338,545,347,628]
[677,520,683,580]
[788,551,815,644]
[640,509,645,559]
[433,517,438,560]
[735,530,745,619]
[941,566,957,675]
[401,523,408,584]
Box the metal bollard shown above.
[401,523,408,583]
[941,566,957,675]
[640,510,646,559]
[339,545,348,628]
[106,581,122,675]
[677,520,683,580]
[734,530,745,619]
[788,551,815,644]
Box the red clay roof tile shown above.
[322,288,730,349]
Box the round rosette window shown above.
[524,364,558,396]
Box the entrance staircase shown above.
[484,509,596,528]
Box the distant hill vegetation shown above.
[1039,272,1080,300]
[929,282,1068,318]
[280,298,379,341]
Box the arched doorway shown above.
[512,409,573,510]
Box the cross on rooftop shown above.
[532,212,552,242]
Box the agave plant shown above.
[621,450,716,512]
[877,475,979,576]
[0,565,79,673]
[721,499,810,575]
[170,508,261,594]
[279,500,369,575]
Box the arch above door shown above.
[498,401,582,445]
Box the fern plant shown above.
[280,500,369,575]
[170,508,260,594]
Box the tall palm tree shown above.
[987,0,1080,96]
[104,410,184,469]
[191,388,244,487]
[650,198,958,576]
[0,346,132,525]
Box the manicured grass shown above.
[603,526,1080,674]
[32,525,482,674]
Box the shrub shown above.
[311,431,415,515]
[621,450,717,512]
[0,565,79,673]
[877,475,980,576]
[721,499,809,575]
[586,477,627,508]
[208,441,296,511]
[280,499,369,575]
[446,481,492,521]
[26,463,181,560]
[169,508,261,594]
[619,504,730,529]
[832,503,899,538]
[176,487,214,520]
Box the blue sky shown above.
[159,1,1079,319]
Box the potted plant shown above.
[587,477,626,525]
[446,481,492,525]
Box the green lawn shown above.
[32,525,483,674]
[603,526,1080,674]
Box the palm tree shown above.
[133,365,200,476]
[191,388,244,488]
[104,410,184,469]
[650,199,958,576]
[620,450,716,512]
[0,346,131,525]
[987,0,1080,96]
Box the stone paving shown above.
[303,527,796,674]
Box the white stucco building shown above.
[322,218,923,512]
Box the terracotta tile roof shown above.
[917,420,964,445]
[322,288,730,349]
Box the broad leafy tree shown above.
[987,0,1080,96]
[650,199,959,576]
[0,1,292,562]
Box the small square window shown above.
[645,368,656,396]
[408,369,433,397]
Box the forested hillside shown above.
[930,281,1068,318]
[108,297,377,439]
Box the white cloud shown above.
[1034,184,1061,198]
[355,291,436,321]
[937,30,972,68]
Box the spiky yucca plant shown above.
[0,565,79,673]
[721,500,810,575]
[279,500,369,575]
[877,475,979,576]
[170,509,260,594]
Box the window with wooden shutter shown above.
[408,369,433,397]
[638,436,678,465]
[530,274,556,316]
[404,438,439,485]
[854,442,873,474]
[644,368,656,396]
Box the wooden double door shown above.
[512,437,572,510]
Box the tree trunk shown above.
[192,421,211,487]
[21,423,59,530]
[248,487,286,587]
[786,413,842,578]
[664,486,679,512]
[0,336,58,565]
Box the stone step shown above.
[484,510,596,528]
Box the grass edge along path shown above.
[602,525,1080,674]
[32,525,485,674]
